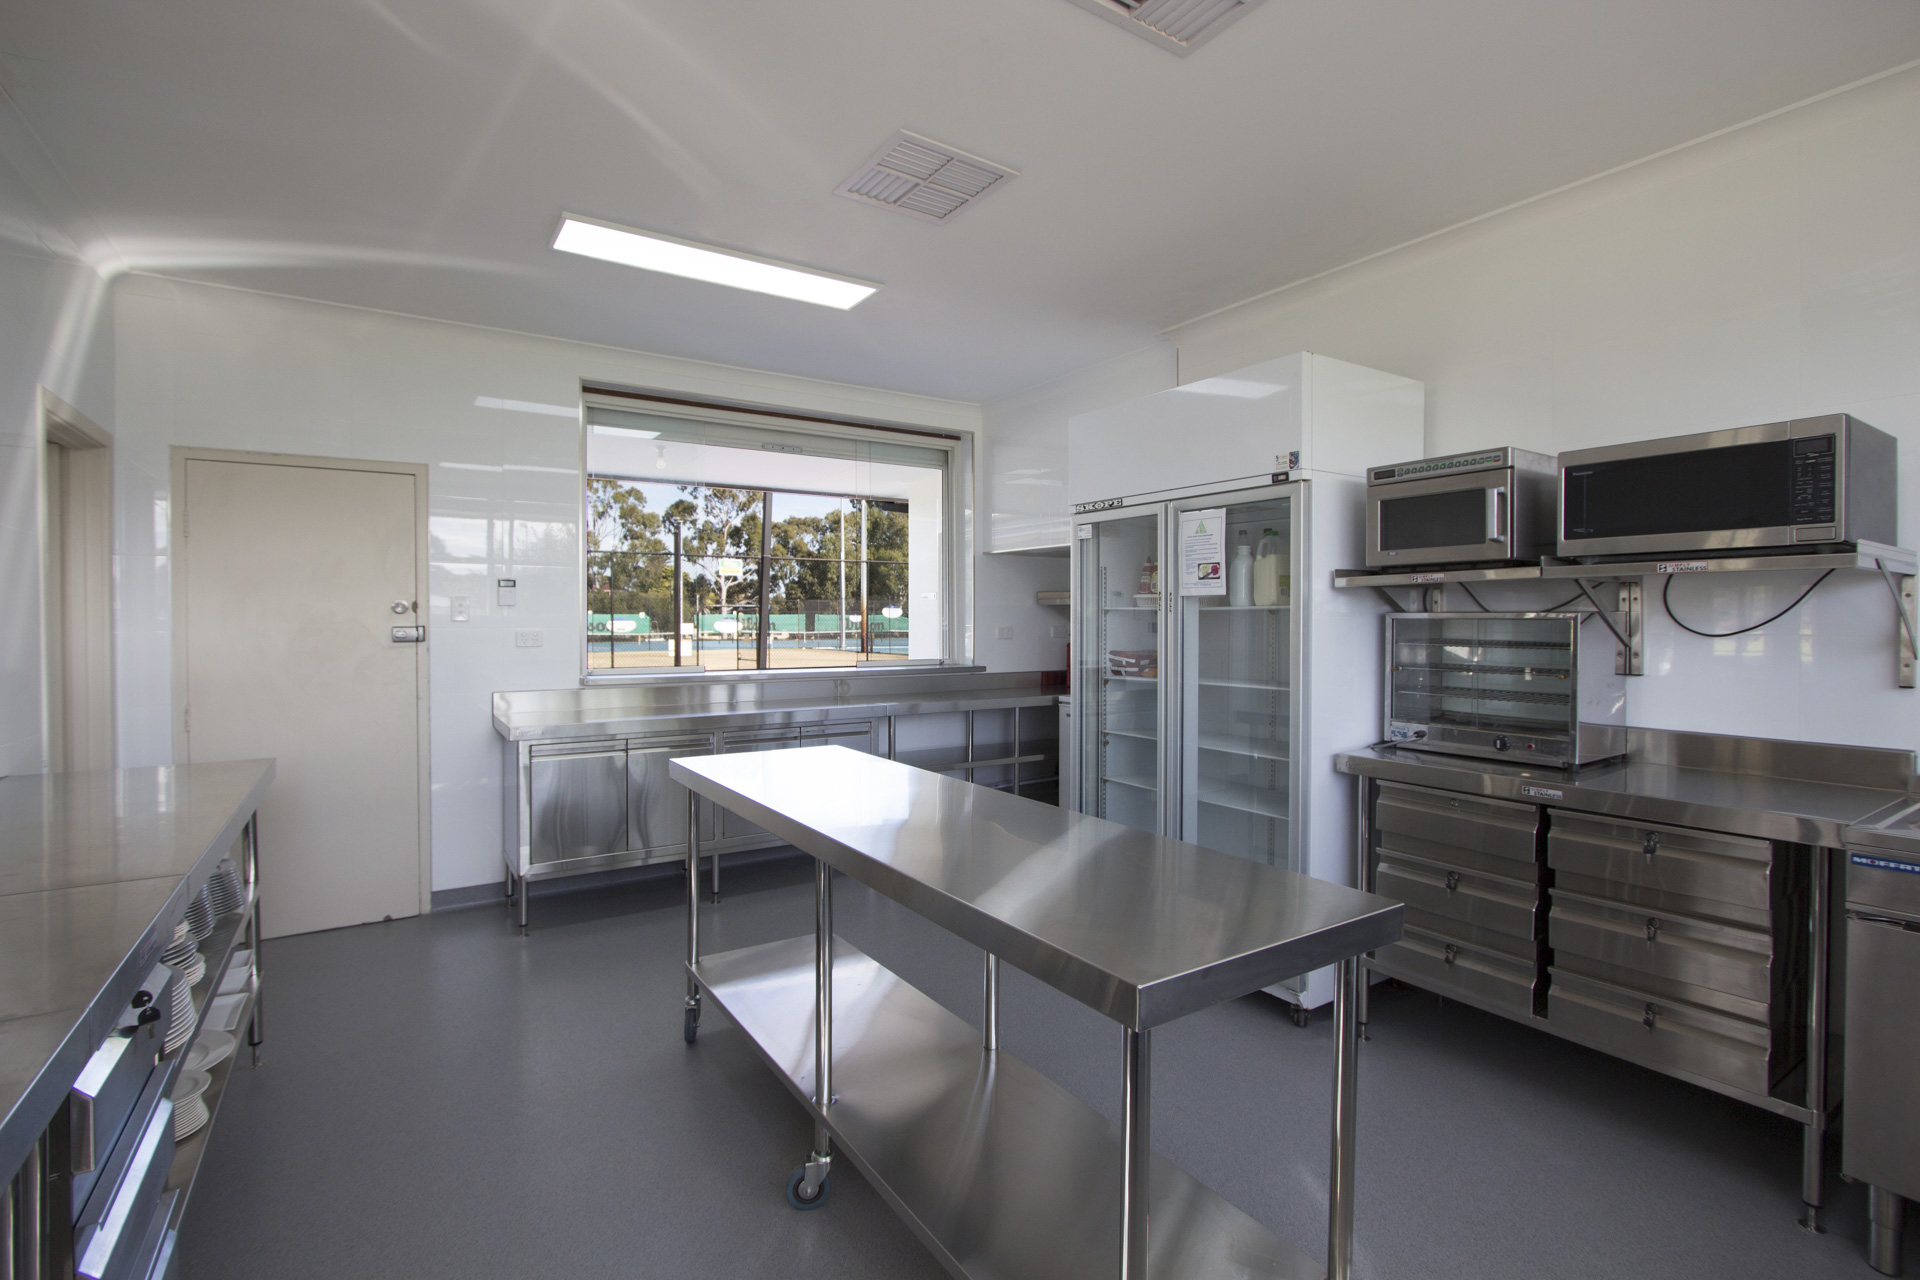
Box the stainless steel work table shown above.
[671,745,1403,1280]
[0,760,273,1191]
[1334,728,1916,1232]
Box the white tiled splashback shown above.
[1009,61,1920,759]
[111,277,981,892]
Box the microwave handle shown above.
[1486,488,1507,543]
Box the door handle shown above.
[1486,489,1507,543]
[391,626,425,643]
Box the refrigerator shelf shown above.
[1103,774,1158,792]
[1195,779,1289,820]
[1198,677,1290,692]
[1198,734,1288,762]
[1197,604,1291,613]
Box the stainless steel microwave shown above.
[1365,447,1556,568]
[1558,414,1896,560]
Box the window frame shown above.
[576,385,974,683]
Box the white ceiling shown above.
[4,1,1920,403]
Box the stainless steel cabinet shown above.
[530,742,630,866]
[629,734,716,854]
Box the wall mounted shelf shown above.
[1333,541,1919,687]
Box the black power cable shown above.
[1456,582,1586,614]
[1661,569,1835,638]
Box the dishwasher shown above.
[1844,815,1920,1276]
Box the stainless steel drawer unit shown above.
[1367,782,1547,1016]
[1547,813,1802,1096]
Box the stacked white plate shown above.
[165,974,194,1054]
[180,949,207,990]
[161,921,195,969]
[184,888,214,942]
[207,859,244,917]
[183,1030,236,1073]
[172,1069,211,1141]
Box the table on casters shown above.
[671,746,1404,1280]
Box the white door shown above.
[179,455,427,936]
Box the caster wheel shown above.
[683,1008,700,1044]
[786,1166,830,1210]
[1289,1003,1310,1028]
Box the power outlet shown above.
[514,630,543,648]
[995,625,1015,640]
[450,596,471,622]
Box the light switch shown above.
[996,626,1015,640]
[515,630,542,648]
[451,596,471,622]
[497,578,517,607]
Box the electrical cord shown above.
[1661,569,1835,638]
[1457,581,1588,615]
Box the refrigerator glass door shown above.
[1076,511,1162,834]
[1172,490,1293,865]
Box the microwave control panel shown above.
[1789,434,1837,525]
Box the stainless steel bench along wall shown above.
[495,670,1064,929]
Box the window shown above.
[582,397,964,674]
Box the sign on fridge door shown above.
[1178,508,1226,596]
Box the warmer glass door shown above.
[1173,491,1292,865]
[1386,614,1578,738]
[1076,511,1162,835]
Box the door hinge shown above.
[183,705,189,733]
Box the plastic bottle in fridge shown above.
[1253,529,1285,605]
[1228,533,1254,606]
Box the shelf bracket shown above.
[1876,560,1916,688]
[1421,585,1446,612]
[1618,581,1643,677]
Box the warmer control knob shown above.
[1493,735,1511,752]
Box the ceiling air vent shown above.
[1063,0,1265,55]
[835,131,1016,224]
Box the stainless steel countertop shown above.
[1845,800,1920,853]
[0,760,273,1179]
[671,746,1403,1030]
[1335,740,1910,847]
[494,670,1066,742]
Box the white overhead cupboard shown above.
[1065,353,1425,1013]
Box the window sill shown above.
[579,660,975,687]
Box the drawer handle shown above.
[1444,871,1461,893]
[1643,1002,1658,1030]
[1645,917,1661,943]
[1643,832,1660,860]
[1442,943,1459,965]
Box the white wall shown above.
[111,277,982,891]
[0,98,116,775]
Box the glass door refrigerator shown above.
[1066,352,1425,1016]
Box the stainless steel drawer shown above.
[1373,925,1538,1022]
[1376,854,1539,959]
[1549,887,1774,1015]
[1847,845,1920,921]
[1549,812,1772,927]
[1376,782,1540,882]
[1548,968,1772,1096]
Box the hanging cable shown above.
[1661,569,1835,638]
[1458,583,1490,612]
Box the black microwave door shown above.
[1380,487,1488,553]
[1562,439,1809,539]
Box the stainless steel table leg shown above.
[1121,1025,1151,1280]
[983,954,1000,1052]
[795,860,833,1203]
[684,790,701,1043]
[246,810,264,1065]
[19,1138,40,1280]
[1353,779,1373,1041]
[1870,1186,1905,1277]
[1802,846,1831,1233]
[711,846,721,905]
[1327,956,1360,1280]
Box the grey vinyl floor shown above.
[180,853,1911,1279]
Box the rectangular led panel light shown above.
[552,214,878,310]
